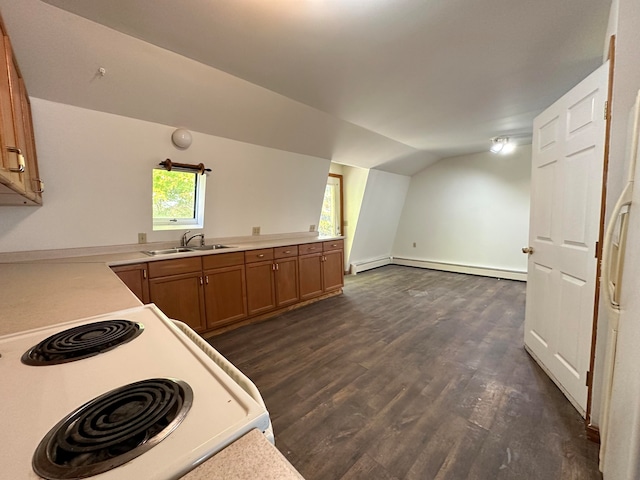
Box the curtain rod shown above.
[159,159,211,175]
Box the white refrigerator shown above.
[599,88,640,478]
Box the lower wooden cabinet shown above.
[299,241,344,300]
[323,249,344,292]
[147,257,206,332]
[204,264,247,328]
[203,252,247,329]
[246,259,277,316]
[274,256,299,307]
[149,271,206,332]
[113,240,343,335]
[299,252,324,300]
[111,263,150,304]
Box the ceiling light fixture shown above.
[172,128,192,149]
[490,136,515,154]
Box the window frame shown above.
[152,168,207,231]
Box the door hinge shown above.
[595,241,599,258]
[604,100,609,120]
[586,370,592,387]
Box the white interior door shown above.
[524,61,609,415]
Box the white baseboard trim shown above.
[392,257,527,281]
[350,256,392,275]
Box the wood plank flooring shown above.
[207,266,601,480]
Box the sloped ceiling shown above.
[5,0,611,175]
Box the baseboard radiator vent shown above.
[350,256,393,275]
[392,257,527,281]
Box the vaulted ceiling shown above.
[12,0,612,174]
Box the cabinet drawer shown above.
[323,239,344,251]
[202,251,245,270]
[245,248,274,263]
[148,257,202,278]
[298,242,322,255]
[274,245,298,259]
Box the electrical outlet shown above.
[138,233,147,244]
[252,226,261,236]
[413,242,416,248]
[309,224,316,232]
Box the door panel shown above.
[525,61,608,415]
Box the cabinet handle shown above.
[33,178,44,193]
[272,263,275,271]
[276,263,279,271]
[7,147,25,173]
[310,247,316,250]
[205,275,209,285]
[257,254,265,258]
[332,244,338,247]
[199,276,203,285]
[283,250,291,254]
[143,269,147,279]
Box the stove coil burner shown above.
[33,378,193,479]
[21,319,143,366]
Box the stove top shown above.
[0,305,269,479]
[22,319,143,366]
[33,378,192,479]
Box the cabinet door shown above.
[18,78,41,203]
[149,272,206,332]
[245,260,276,316]
[0,36,20,191]
[204,265,247,329]
[111,263,150,304]
[299,253,323,300]
[323,250,344,292]
[275,256,299,307]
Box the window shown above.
[318,174,342,237]
[152,168,206,230]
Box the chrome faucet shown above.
[181,231,205,247]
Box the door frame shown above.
[328,173,344,236]
[585,35,616,442]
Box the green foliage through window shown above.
[152,169,197,220]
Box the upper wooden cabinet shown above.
[0,20,42,205]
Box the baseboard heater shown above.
[392,257,527,281]
[350,256,392,275]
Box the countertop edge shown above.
[0,234,345,266]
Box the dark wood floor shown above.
[208,266,602,480]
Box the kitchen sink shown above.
[142,245,233,256]
[142,247,195,256]
[188,244,232,251]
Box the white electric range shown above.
[0,304,272,479]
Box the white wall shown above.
[0,99,329,252]
[392,145,531,276]
[349,169,410,269]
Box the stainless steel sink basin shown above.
[142,245,233,256]
[142,247,194,256]
[188,244,233,251]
